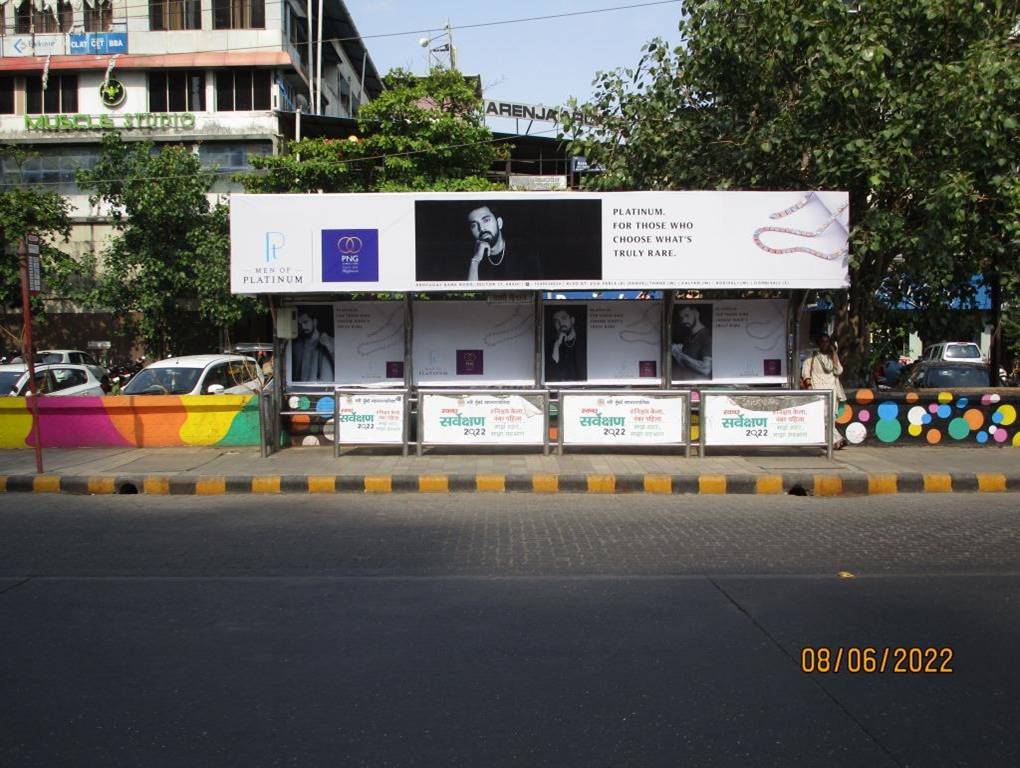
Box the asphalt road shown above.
[2,495,1019,767]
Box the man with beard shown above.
[291,309,334,382]
[545,308,586,382]
[671,304,712,380]
[466,205,542,282]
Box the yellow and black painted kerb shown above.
[0,473,1018,496]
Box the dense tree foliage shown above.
[567,0,1020,380]
[0,147,73,350]
[77,134,262,357]
[242,67,505,193]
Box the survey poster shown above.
[421,393,546,445]
[701,392,829,446]
[560,393,687,446]
[336,392,405,445]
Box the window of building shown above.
[215,69,271,111]
[26,74,78,114]
[213,0,264,30]
[149,0,201,31]
[84,0,113,31]
[15,0,73,33]
[149,71,206,112]
[0,76,14,115]
[1,145,102,194]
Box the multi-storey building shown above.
[0,0,380,264]
[0,0,380,353]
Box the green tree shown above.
[567,0,1020,382]
[243,67,505,193]
[0,147,73,350]
[77,134,262,357]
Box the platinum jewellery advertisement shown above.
[419,392,548,447]
[545,301,662,385]
[671,299,788,385]
[560,391,689,449]
[701,391,831,448]
[413,300,535,386]
[230,191,850,292]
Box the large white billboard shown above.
[231,191,849,292]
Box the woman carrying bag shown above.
[801,333,847,449]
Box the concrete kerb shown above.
[1,472,1018,496]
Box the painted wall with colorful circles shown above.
[837,390,1020,447]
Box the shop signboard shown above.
[68,32,128,55]
[701,391,831,448]
[2,34,65,57]
[230,191,850,293]
[336,391,405,445]
[560,391,688,448]
[420,391,547,447]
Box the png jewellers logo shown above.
[322,229,379,282]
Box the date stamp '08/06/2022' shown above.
[801,647,954,674]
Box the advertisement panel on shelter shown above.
[287,302,405,387]
[231,191,850,293]
[421,392,546,445]
[560,393,687,446]
[671,299,788,385]
[413,300,536,386]
[336,392,404,445]
[701,392,829,447]
[544,301,661,385]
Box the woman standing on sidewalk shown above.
[802,334,848,448]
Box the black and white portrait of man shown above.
[290,305,335,383]
[415,200,602,284]
[671,303,713,381]
[544,305,587,382]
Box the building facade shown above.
[0,0,380,263]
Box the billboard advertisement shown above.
[543,300,662,385]
[412,300,536,386]
[671,299,788,385]
[231,191,849,293]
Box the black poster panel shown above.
[543,304,588,382]
[291,304,336,383]
[415,199,602,282]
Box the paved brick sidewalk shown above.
[0,445,1017,495]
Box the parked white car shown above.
[920,342,984,364]
[121,354,263,396]
[11,349,109,380]
[0,363,108,397]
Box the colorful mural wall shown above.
[838,389,1020,447]
[0,395,261,449]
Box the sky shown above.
[343,0,683,131]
